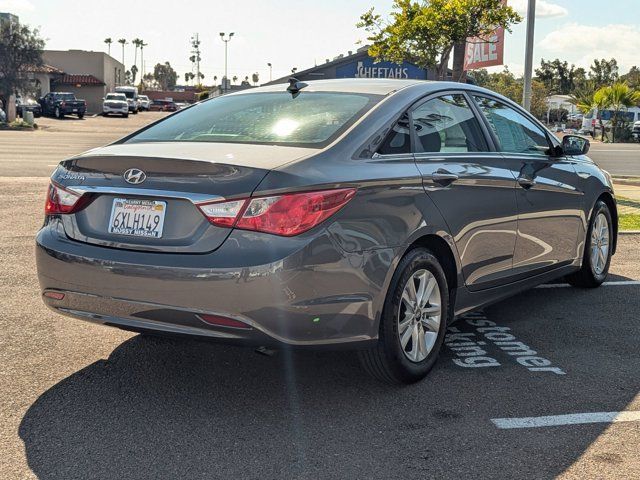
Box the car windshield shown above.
[106,94,126,101]
[118,91,135,99]
[125,91,381,148]
[55,93,76,101]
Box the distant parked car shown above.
[138,95,151,111]
[16,97,42,118]
[149,99,177,112]
[102,93,129,118]
[633,121,640,142]
[175,102,190,110]
[39,92,86,119]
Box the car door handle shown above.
[431,170,459,186]
[517,176,536,189]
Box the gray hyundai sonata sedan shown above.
[37,79,617,384]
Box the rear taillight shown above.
[196,188,356,236]
[45,182,88,215]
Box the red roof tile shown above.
[53,74,105,86]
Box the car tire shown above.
[123,113,129,118]
[78,113,84,119]
[55,107,63,119]
[566,200,613,288]
[358,248,449,384]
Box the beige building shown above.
[42,50,125,113]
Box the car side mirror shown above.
[561,135,590,156]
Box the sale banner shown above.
[464,26,505,70]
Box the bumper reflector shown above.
[44,291,65,300]
[197,314,251,329]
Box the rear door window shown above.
[411,94,488,153]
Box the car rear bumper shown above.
[36,218,395,348]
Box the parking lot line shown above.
[536,280,640,289]
[492,411,640,429]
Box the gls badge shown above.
[123,168,147,185]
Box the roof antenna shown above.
[287,77,308,98]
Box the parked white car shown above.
[103,93,129,117]
[138,95,151,111]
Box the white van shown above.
[114,86,139,114]
[581,107,640,136]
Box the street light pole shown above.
[267,62,272,82]
[220,32,234,93]
[522,0,536,111]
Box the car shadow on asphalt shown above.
[18,276,640,479]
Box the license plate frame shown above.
[108,198,167,238]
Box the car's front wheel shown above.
[359,248,448,384]
[567,200,613,288]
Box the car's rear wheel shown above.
[567,200,612,288]
[78,113,84,119]
[358,248,448,384]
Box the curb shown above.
[619,230,640,235]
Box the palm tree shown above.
[601,82,640,142]
[213,75,218,86]
[232,75,238,84]
[252,72,259,86]
[138,41,148,80]
[132,38,142,77]
[117,38,128,68]
[104,38,113,56]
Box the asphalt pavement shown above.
[587,142,640,177]
[0,114,639,479]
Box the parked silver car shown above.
[37,79,617,383]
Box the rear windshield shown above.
[117,90,136,99]
[125,91,381,148]
[106,94,126,101]
[55,93,76,101]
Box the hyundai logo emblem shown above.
[123,168,147,185]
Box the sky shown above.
[2,0,639,83]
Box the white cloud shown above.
[0,0,35,12]
[538,23,640,71]
[510,0,568,18]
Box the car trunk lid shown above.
[52,142,315,253]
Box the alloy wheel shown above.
[397,269,442,362]
[590,212,610,276]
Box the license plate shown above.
[108,198,166,238]
[72,108,77,112]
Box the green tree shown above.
[252,72,259,85]
[153,62,177,90]
[357,0,521,82]
[535,58,585,95]
[599,82,640,142]
[0,21,45,111]
[589,58,619,87]
[620,66,640,90]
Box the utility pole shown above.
[220,32,234,93]
[191,34,201,86]
[522,0,536,111]
[267,62,272,82]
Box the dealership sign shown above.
[464,27,505,70]
[336,57,427,80]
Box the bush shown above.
[196,91,209,102]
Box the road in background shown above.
[0,113,168,177]
[588,143,640,177]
